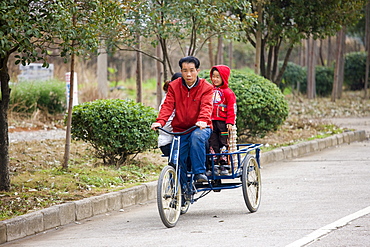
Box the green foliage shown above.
[281,63,334,97]
[71,99,158,166]
[238,0,366,85]
[344,51,367,90]
[124,0,253,47]
[200,70,289,139]
[120,0,254,80]
[315,66,334,97]
[280,61,306,92]
[9,80,66,114]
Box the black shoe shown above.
[194,173,207,182]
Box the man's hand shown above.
[151,122,162,130]
[195,121,207,129]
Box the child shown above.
[208,65,236,175]
[157,72,182,156]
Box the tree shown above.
[47,0,127,169]
[238,0,366,88]
[0,0,58,191]
[0,0,126,191]
[115,0,254,107]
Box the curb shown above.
[0,181,157,244]
[259,130,367,165]
[0,130,367,244]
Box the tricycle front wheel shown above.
[157,165,181,228]
[241,155,261,212]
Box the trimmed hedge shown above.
[71,99,158,166]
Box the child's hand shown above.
[226,124,233,131]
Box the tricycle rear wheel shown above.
[241,155,261,212]
[157,165,181,228]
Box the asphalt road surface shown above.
[3,139,370,247]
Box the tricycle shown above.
[156,126,263,228]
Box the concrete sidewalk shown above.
[0,130,367,244]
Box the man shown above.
[151,56,213,182]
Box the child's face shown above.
[211,70,223,87]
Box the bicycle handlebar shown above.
[156,125,209,135]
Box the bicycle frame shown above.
[168,133,199,203]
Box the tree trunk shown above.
[97,43,108,99]
[265,45,273,79]
[271,40,282,84]
[216,35,223,65]
[332,29,345,102]
[254,0,262,75]
[136,35,142,103]
[0,56,11,191]
[364,0,370,99]
[156,44,163,109]
[63,49,75,169]
[63,10,77,170]
[327,36,333,67]
[338,27,346,98]
[159,38,169,82]
[208,38,214,67]
[228,41,233,69]
[275,44,294,87]
[300,39,306,67]
[319,39,325,66]
[307,37,317,99]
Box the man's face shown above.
[181,62,199,86]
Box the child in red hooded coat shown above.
[208,65,237,175]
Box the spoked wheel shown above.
[241,155,261,212]
[157,165,181,228]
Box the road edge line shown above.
[286,205,370,247]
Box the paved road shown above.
[3,139,369,247]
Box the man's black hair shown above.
[178,56,200,69]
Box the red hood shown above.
[210,65,230,89]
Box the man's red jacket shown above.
[156,77,213,132]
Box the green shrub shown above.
[71,99,158,166]
[199,70,289,139]
[299,66,334,97]
[10,79,66,114]
[280,61,306,92]
[344,52,367,90]
[315,66,334,96]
